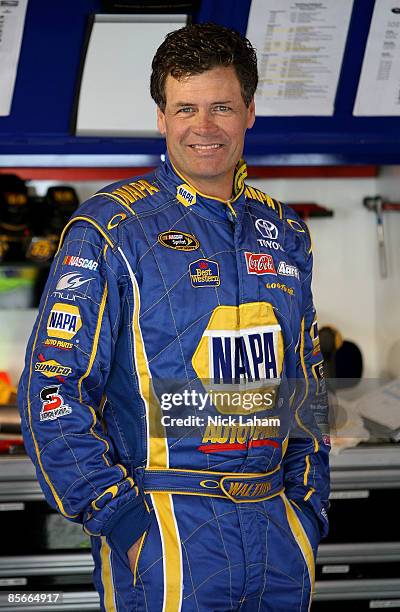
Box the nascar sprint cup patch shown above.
[158,231,199,251]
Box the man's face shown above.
[157,66,255,194]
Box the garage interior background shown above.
[1,0,400,381]
[1,0,400,608]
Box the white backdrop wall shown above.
[2,173,399,383]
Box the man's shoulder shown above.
[78,169,166,218]
[66,169,171,244]
[244,182,311,252]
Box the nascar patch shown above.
[158,231,199,251]
[189,259,220,288]
[63,255,98,270]
[47,303,82,340]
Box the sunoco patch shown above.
[158,231,199,251]
[189,259,220,288]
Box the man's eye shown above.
[214,105,230,112]
[178,107,194,113]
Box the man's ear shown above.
[157,106,166,135]
[247,98,256,129]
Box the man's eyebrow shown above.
[172,100,233,107]
[173,102,197,107]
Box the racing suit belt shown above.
[143,466,283,503]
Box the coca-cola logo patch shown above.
[244,252,277,276]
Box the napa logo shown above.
[47,303,82,340]
[176,183,197,207]
[192,303,283,413]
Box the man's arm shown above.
[18,222,151,560]
[282,231,330,541]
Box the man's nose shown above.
[192,110,218,133]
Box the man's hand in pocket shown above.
[127,537,142,574]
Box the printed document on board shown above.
[246,0,353,116]
[354,0,400,115]
[0,0,28,116]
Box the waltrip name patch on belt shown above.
[158,231,199,251]
[189,259,220,288]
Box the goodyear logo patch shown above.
[176,183,197,207]
[158,231,199,251]
[35,359,72,378]
[47,303,82,340]
[189,259,220,288]
[265,281,295,296]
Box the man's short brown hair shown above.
[150,22,258,112]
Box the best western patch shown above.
[47,303,82,340]
[35,359,72,378]
[189,259,220,287]
[176,183,197,207]
[158,231,199,251]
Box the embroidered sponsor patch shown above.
[255,218,279,240]
[176,184,197,207]
[277,261,300,280]
[158,231,199,251]
[244,252,276,275]
[255,218,284,252]
[189,259,220,287]
[47,303,82,340]
[265,282,295,296]
[63,255,98,271]
[39,385,72,422]
[56,273,94,291]
[43,338,73,351]
[192,303,284,416]
[35,358,72,378]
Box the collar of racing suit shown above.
[154,153,248,222]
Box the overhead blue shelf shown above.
[1,0,399,164]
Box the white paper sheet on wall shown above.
[75,14,186,137]
[0,0,28,116]
[246,0,354,116]
[354,0,400,116]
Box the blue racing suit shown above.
[18,156,330,611]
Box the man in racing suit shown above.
[19,23,330,611]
